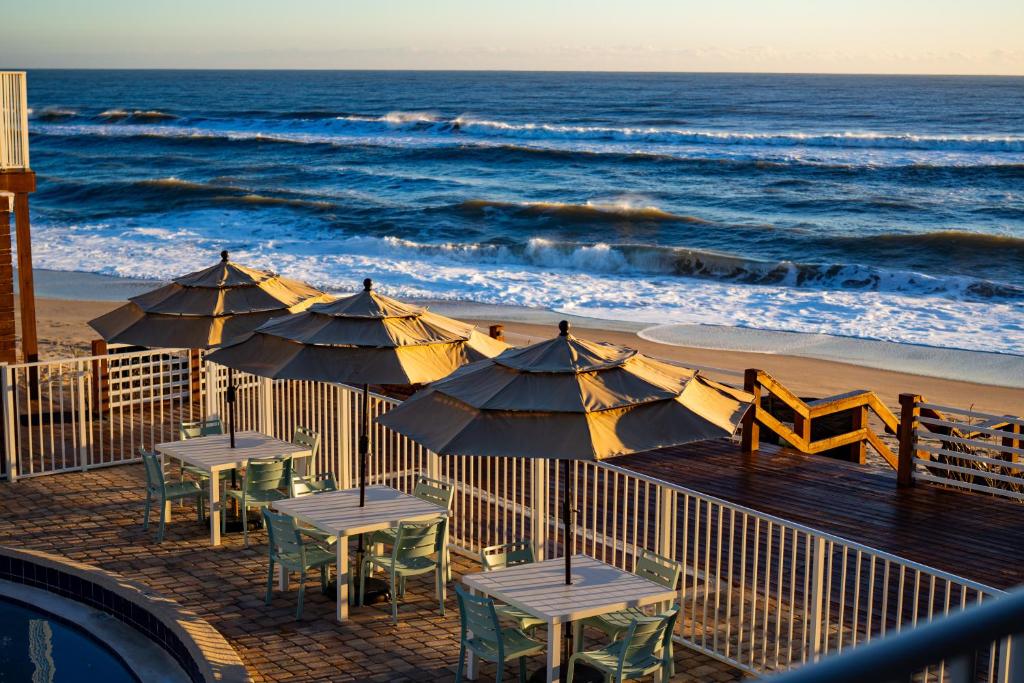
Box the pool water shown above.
[0,598,139,682]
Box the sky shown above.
[3,0,1023,75]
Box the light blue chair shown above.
[262,508,334,619]
[567,608,679,683]
[141,449,204,543]
[454,585,545,683]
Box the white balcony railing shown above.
[0,71,30,171]
[0,351,1013,680]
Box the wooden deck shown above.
[615,439,1024,591]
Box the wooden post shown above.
[488,324,505,342]
[848,404,868,465]
[90,339,110,415]
[741,368,761,453]
[0,194,16,364]
[1003,421,1022,464]
[897,393,921,487]
[13,192,37,363]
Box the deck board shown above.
[615,439,1024,590]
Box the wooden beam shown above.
[0,171,35,195]
[13,192,37,362]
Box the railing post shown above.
[531,459,548,561]
[808,535,828,661]
[76,367,89,471]
[1,363,16,482]
[741,368,761,453]
[258,376,274,436]
[1004,421,1022,465]
[202,361,217,421]
[657,486,675,558]
[849,404,868,465]
[897,394,921,487]
[337,385,352,488]
[426,449,441,480]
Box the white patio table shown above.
[272,485,448,622]
[155,430,312,547]
[460,554,678,682]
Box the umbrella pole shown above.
[563,458,572,585]
[226,367,237,449]
[354,383,370,605]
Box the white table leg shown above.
[164,499,172,523]
[209,472,221,547]
[547,621,562,682]
[572,620,583,653]
[336,537,349,621]
[277,562,287,591]
[467,587,479,680]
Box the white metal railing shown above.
[911,401,1024,502]
[0,72,29,171]
[0,349,202,478]
[0,353,1013,680]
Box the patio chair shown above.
[454,585,545,683]
[566,608,679,683]
[225,456,293,546]
[290,472,339,545]
[141,449,204,543]
[580,549,680,672]
[262,508,334,619]
[479,541,545,633]
[359,517,447,624]
[178,418,233,483]
[369,475,455,577]
[291,426,320,476]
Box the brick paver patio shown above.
[0,465,747,682]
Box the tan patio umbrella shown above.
[377,320,753,585]
[89,250,329,350]
[89,250,330,447]
[206,278,508,506]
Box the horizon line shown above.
[4,66,1023,78]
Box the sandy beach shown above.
[19,291,1023,416]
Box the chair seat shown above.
[573,641,664,679]
[584,606,648,635]
[369,554,437,575]
[182,465,232,480]
[469,628,545,662]
[370,527,397,545]
[159,481,202,500]
[276,544,335,571]
[299,526,337,546]
[495,604,546,631]
[226,488,288,505]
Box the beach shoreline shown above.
[17,269,1023,415]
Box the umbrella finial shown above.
[363,278,373,291]
[220,250,229,262]
[558,320,570,336]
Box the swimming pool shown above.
[0,596,139,682]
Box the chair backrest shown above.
[291,426,321,458]
[262,508,304,559]
[393,517,446,562]
[412,475,455,510]
[454,585,502,648]
[291,472,338,497]
[180,417,223,440]
[244,456,292,493]
[635,548,682,590]
[140,449,164,492]
[480,540,535,572]
[617,609,679,673]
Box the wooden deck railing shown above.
[741,369,900,469]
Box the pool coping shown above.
[0,546,250,683]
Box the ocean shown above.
[23,70,1024,354]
